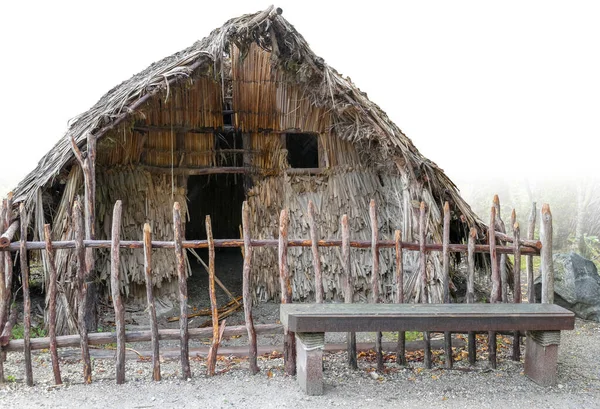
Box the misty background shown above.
[0,1,598,262]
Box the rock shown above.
[534,252,600,321]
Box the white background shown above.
[1,0,598,194]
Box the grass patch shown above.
[382,331,423,342]
[11,324,47,340]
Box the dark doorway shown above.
[186,174,246,309]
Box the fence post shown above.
[143,223,161,381]
[74,201,92,384]
[395,230,406,366]
[43,224,62,385]
[527,203,537,303]
[341,214,357,369]
[19,204,33,387]
[308,201,323,303]
[279,209,295,376]
[419,202,432,369]
[173,202,191,379]
[110,200,125,385]
[540,204,554,304]
[242,202,259,374]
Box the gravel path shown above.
[1,318,599,408]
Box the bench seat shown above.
[280,303,575,395]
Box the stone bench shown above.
[280,303,575,395]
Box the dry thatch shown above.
[8,6,488,312]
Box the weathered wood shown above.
[281,304,575,333]
[418,202,432,369]
[512,222,522,361]
[467,228,476,364]
[110,200,125,384]
[43,224,62,385]
[494,231,541,249]
[527,203,537,304]
[0,220,19,248]
[5,323,283,352]
[3,196,14,313]
[442,202,452,369]
[173,202,191,379]
[540,204,554,304]
[341,214,357,369]
[369,200,383,372]
[394,230,406,366]
[489,206,500,303]
[0,201,7,383]
[143,223,161,381]
[0,307,17,346]
[19,204,33,387]
[1,238,542,255]
[494,195,508,303]
[206,215,220,376]
[307,201,323,303]
[73,201,92,384]
[278,209,295,376]
[142,165,248,176]
[241,202,259,374]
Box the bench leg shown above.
[295,332,325,396]
[524,331,561,386]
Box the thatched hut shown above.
[11,6,484,334]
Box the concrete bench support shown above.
[295,332,325,396]
[524,330,561,386]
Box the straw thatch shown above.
[9,6,488,326]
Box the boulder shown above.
[534,252,600,322]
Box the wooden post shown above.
[342,214,357,369]
[19,204,33,386]
[206,215,220,376]
[110,200,125,384]
[279,209,295,376]
[143,223,161,381]
[308,201,323,303]
[527,203,537,304]
[43,224,62,385]
[442,202,452,369]
[241,202,259,374]
[71,134,98,331]
[488,206,498,369]
[540,204,554,304]
[73,201,92,384]
[0,201,7,383]
[419,202,432,369]
[394,230,406,366]
[512,221,522,361]
[493,195,508,303]
[173,202,191,379]
[467,227,477,365]
[369,200,383,372]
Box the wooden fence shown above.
[0,195,553,386]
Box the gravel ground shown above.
[2,258,599,408]
[0,318,599,409]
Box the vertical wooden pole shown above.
[4,195,14,310]
[143,223,161,381]
[512,221,522,361]
[419,202,432,369]
[73,201,92,384]
[173,202,191,379]
[394,230,406,366]
[308,201,323,303]
[110,200,125,384]
[206,215,220,376]
[442,202,452,369]
[540,204,554,304]
[242,202,259,374]
[493,195,508,303]
[19,204,33,386]
[279,209,295,376]
[488,205,498,369]
[43,224,62,385]
[341,214,357,369]
[369,200,383,372]
[0,201,6,383]
[527,203,537,304]
[467,227,477,365]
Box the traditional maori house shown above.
[10,7,484,334]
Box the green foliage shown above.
[569,234,600,269]
[11,324,47,340]
[6,375,16,382]
[383,331,423,342]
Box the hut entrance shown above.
[186,174,246,305]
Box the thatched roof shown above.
[12,6,481,230]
